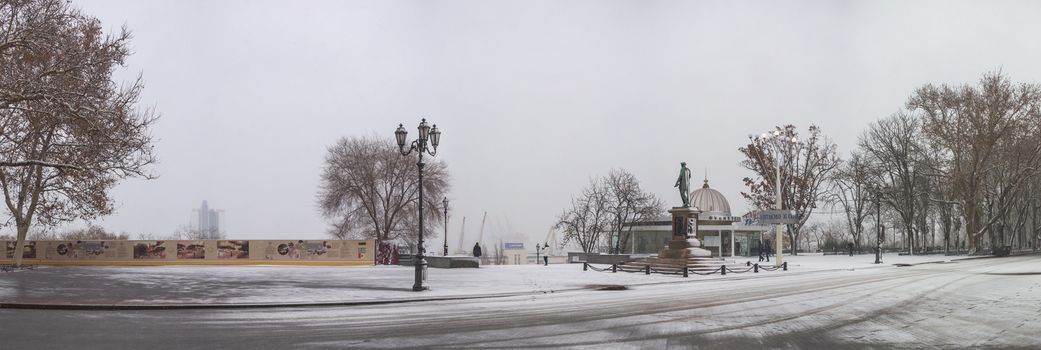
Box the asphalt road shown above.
[2,255,1040,349]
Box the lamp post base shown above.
[412,258,428,291]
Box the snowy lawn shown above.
[0,253,976,306]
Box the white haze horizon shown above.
[6,0,1040,251]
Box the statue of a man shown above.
[675,162,691,207]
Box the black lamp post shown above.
[873,186,883,264]
[395,118,441,292]
[443,197,449,257]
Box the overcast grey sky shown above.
[47,0,1041,245]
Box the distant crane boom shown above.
[544,226,559,256]
[477,212,487,244]
[454,216,467,255]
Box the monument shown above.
[662,162,712,259]
[617,162,731,273]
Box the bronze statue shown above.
[675,162,691,207]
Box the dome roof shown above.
[690,178,731,216]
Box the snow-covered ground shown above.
[779,252,964,271]
[0,253,973,305]
[1,253,1038,349]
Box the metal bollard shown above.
[720,265,726,275]
[583,262,588,271]
[783,261,788,271]
[754,263,759,273]
[645,265,651,275]
[683,266,689,277]
[612,264,617,273]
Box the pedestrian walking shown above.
[472,242,482,258]
[541,244,549,266]
[848,242,855,256]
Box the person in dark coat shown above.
[472,242,482,258]
[848,242,855,256]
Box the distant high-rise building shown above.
[190,200,225,239]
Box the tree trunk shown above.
[965,203,981,254]
[13,223,29,267]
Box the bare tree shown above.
[827,152,873,252]
[317,136,449,250]
[603,168,665,254]
[556,178,611,253]
[1,0,158,265]
[981,122,1040,253]
[740,125,841,255]
[909,71,1041,254]
[859,113,925,254]
[49,224,130,240]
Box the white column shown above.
[717,230,722,257]
[731,230,736,257]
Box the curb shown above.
[0,291,546,311]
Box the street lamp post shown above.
[395,118,441,292]
[874,186,883,264]
[443,197,449,257]
[757,129,798,267]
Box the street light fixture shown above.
[755,128,799,267]
[395,118,441,292]
[443,197,449,257]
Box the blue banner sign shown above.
[504,243,525,250]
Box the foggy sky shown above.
[31,0,1041,246]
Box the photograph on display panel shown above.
[133,241,168,259]
[217,240,249,259]
[264,240,337,260]
[5,241,36,259]
[177,241,205,259]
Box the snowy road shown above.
[2,255,1040,349]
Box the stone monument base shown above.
[618,205,730,273]
[660,236,712,259]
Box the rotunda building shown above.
[690,178,733,219]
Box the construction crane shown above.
[476,212,488,246]
[542,226,560,256]
[454,216,467,255]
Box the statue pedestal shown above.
[663,207,711,258]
